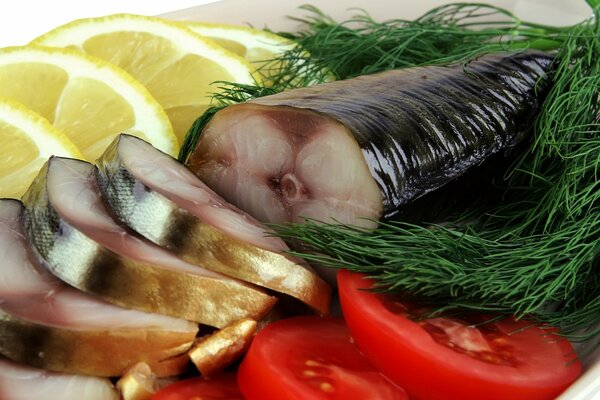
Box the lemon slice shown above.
[0,46,175,162]
[184,22,330,88]
[0,97,82,198]
[184,22,294,71]
[32,14,256,144]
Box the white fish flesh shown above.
[0,357,118,400]
[95,134,331,315]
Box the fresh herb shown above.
[275,3,600,339]
[266,3,572,87]
[179,2,599,338]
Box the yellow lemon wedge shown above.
[0,97,82,198]
[183,22,294,72]
[0,46,176,162]
[32,14,256,144]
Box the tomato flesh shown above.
[337,269,582,400]
[152,374,242,400]
[237,316,407,400]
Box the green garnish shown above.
[276,3,600,339]
[268,3,571,86]
[179,2,600,338]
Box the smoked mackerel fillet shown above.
[0,199,197,377]
[188,51,554,228]
[96,134,331,315]
[21,157,277,328]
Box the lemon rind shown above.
[31,13,255,85]
[0,96,83,160]
[184,21,296,53]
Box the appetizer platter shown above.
[0,0,597,399]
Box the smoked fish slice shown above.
[188,51,554,228]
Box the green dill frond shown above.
[272,6,600,338]
[177,2,599,337]
[266,3,572,86]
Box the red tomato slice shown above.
[337,269,582,400]
[237,316,407,400]
[152,374,242,400]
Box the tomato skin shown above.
[237,316,407,400]
[337,269,582,400]
[152,374,242,400]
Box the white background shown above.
[0,0,592,48]
[0,0,220,48]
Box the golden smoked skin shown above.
[0,308,193,377]
[95,134,331,315]
[189,319,257,376]
[116,363,166,400]
[21,158,277,328]
[0,198,197,378]
[170,214,331,315]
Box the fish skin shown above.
[189,318,257,376]
[21,157,277,328]
[0,311,192,377]
[96,134,331,315]
[251,51,554,218]
[0,198,196,378]
[193,51,554,221]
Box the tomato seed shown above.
[320,382,335,393]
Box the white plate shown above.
[162,0,592,30]
[163,1,597,399]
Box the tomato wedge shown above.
[152,374,242,400]
[337,269,582,400]
[237,316,407,400]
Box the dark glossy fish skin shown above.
[249,51,554,218]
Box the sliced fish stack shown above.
[21,157,278,328]
[2,133,333,390]
[187,51,554,228]
[95,134,331,315]
[0,199,197,377]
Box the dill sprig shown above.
[274,5,600,338]
[177,1,599,336]
[265,3,572,89]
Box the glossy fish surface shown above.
[189,51,554,226]
[0,199,196,377]
[21,157,276,328]
[96,134,331,315]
